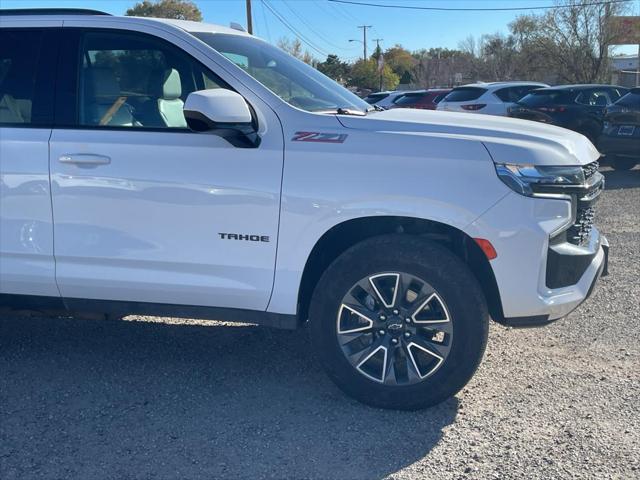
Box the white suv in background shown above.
[437,81,548,116]
[0,9,608,410]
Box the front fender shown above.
[267,127,509,314]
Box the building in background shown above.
[611,54,639,87]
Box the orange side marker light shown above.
[473,238,497,260]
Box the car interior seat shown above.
[0,62,32,123]
[594,95,608,107]
[151,68,187,128]
[82,67,135,126]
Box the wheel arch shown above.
[296,216,504,325]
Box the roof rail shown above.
[229,22,246,32]
[0,8,111,16]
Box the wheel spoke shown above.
[337,303,375,334]
[411,292,450,324]
[406,339,446,379]
[383,349,398,385]
[356,345,388,383]
[368,273,400,308]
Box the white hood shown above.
[337,109,600,166]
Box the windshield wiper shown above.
[336,107,367,116]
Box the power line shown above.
[282,0,352,51]
[330,0,360,21]
[260,1,271,41]
[261,0,329,56]
[328,0,631,12]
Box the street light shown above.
[349,39,365,60]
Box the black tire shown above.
[611,156,638,171]
[308,234,489,410]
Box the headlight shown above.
[495,163,585,197]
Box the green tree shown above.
[126,0,202,21]
[316,54,350,83]
[347,59,399,91]
[383,45,416,81]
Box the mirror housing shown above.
[184,89,260,148]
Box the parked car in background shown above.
[388,89,451,110]
[363,90,407,108]
[598,87,640,170]
[508,84,629,143]
[437,82,548,116]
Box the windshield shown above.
[193,32,370,114]
[615,91,640,108]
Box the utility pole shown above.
[246,0,253,34]
[373,38,384,91]
[358,25,372,59]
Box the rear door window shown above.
[442,87,487,102]
[0,29,57,126]
[519,90,573,107]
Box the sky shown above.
[2,0,638,60]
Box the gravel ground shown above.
[1,167,638,480]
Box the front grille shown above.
[560,160,602,246]
[567,205,596,246]
[582,160,599,180]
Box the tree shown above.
[383,45,416,81]
[316,54,350,83]
[126,0,202,21]
[479,32,518,81]
[347,59,399,91]
[411,48,473,87]
[509,0,631,83]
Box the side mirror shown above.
[184,89,260,148]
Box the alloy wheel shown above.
[336,272,453,386]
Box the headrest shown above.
[150,68,182,100]
[84,68,120,99]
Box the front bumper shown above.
[466,187,608,327]
[501,237,608,327]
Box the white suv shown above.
[0,10,608,410]
[437,81,548,116]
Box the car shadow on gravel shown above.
[0,315,458,480]
[601,167,640,190]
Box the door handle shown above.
[59,154,111,165]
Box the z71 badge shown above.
[292,132,348,143]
